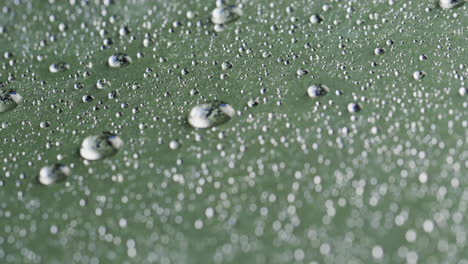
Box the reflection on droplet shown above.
[0,90,22,113]
[188,101,235,128]
[38,164,70,185]
[108,53,132,68]
[80,132,124,160]
[49,62,70,73]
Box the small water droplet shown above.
[108,53,132,68]
[188,101,235,128]
[0,90,22,113]
[38,164,70,185]
[80,132,124,160]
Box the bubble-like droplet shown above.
[309,14,323,24]
[80,132,124,160]
[188,101,235,129]
[439,0,463,9]
[49,62,70,73]
[347,103,361,113]
[374,48,385,55]
[108,53,132,68]
[96,79,111,89]
[211,5,243,25]
[413,71,425,80]
[459,87,467,96]
[38,164,70,185]
[0,90,22,113]
[307,84,329,98]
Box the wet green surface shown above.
[0,0,467,263]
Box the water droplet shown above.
[0,90,22,113]
[347,103,361,113]
[307,84,329,98]
[309,14,323,24]
[49,62,70,73]
[439,0,463,9]
[108,53,132,68]
[38,164,70,185]
[374,48,385,55]
[221,61,233,70]
[188,101,235,129]
[211,5,243,25]
[80,132,124,160]
[96,79,111,89]
[169,140,179,150]
[413,71,425,80]
[459,87,467,96]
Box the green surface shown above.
[0,0,467,263]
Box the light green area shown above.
[0,0,467,263]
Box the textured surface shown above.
[0,0,467,263]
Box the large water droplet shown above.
[49,62,70,73]
[188,101,235,128]
[0,90,22,113]
[439,0,463,9]
[80,132,124,160]
[347,103,361,113]
[96,79,111,89]
[307,84,329,98]
[211,5,243,25]
[108,53,132,68]
[38,164,70,185]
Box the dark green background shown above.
[0,0,467,263]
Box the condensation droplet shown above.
[211,5,243,25]
[38,164,70,185]
[439,0,463,9]
[347,102,361,113]
[309,14,323,24]
[0,90,22,113]
[49,62,70,73]
[413,71,425,80]
[108,53,132,68]
[188,101,235,129]
[307,84,329,98]
[80,132,124,160]
[96,79,111,89]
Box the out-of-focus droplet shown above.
[211,5,243,25]
[38,164,70,185]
